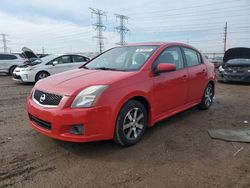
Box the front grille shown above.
[225,67,245,74]
[29,114,51,130]
[33,90,62,106]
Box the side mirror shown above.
[52,61,58,66]
[156,63,176,73]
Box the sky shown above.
[0,0,249,54]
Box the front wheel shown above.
[35,71,49,82]
[114,100,147,147]
[198,83,214,110]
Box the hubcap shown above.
[123,107,144,140]
[205,86,213,107]
[38,73,48,80]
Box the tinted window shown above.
[155,47,184,70]
[183,48,201,66]
[72,55,87,62]
[55,56,71,64]
[0,54,17,60]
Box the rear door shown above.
[182,47,207,102]
[0,54,17,71]
[153,47,189,115]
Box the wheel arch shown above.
[35,70,50,81]
[8,65,17,75]
[115,94,153,128]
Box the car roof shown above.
[124,41,198,49]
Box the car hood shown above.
[223,47,250,62]
[22,47,38,59]
[34,68,136,96]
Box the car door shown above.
[70,55,88,69]
[182,47,207,102]
[153,47,189,115]
[48,55,72,75]
[0,54,16,71]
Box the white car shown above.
[0,53,24,75]
[13,54,90,83]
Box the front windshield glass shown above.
[227,58,250,65]
[85,46,158,71]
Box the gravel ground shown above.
[0,75,250,188]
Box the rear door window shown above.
[183,48,202,66]
[72,55,87,63]
[0,54,17,60]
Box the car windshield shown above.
[85,46,158,71]
[227,58,250,65]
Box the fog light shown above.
[70,124,84,135]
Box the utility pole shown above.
[1,34,9,53]
[223,22,227,53]
[114,14,129,45]
[90,8,107,53]
[42,47,45,54]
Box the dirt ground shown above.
[0,75,250,188]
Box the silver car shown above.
[0,53,24,75]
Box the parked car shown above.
[13,53,90,83]
[217,47,250,83]
[26,42,215,146]
[210,56,223,68]
[0,53,24,75]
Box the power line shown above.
[90,7,107,53]
[223,22,228,52]
[114,14,129,45]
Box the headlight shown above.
[23,66,36,71]
[218,66,224,72]
[71,85,108,108]
[248,69,250,73]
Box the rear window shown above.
[0,54,18,60]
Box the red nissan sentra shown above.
[27,42,215,146]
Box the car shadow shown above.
[53,106,199,160]
[218,81,250,86]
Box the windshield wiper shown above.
[94,67,121,71]
[80,65,89,69]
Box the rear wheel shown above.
[114,100,147,146]
[198,83,214,110]
[35,71,49,82]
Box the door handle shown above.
[181,75,188,80]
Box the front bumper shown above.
[12,70,35,82]
[216,71,250,83]
[27,95,114,142]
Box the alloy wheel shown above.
[38,73,48,80]
[204,85,213,107]
[123,107,144,140]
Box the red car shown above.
[27,42,215,146]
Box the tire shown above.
[114,100,148,147]
[8,66,17,75]
[198,83,214,110]
[35,71,49,82]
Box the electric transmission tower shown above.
[114,14,129,46]
[0,34,9,53]
[223,22,227,53]
[90,8,107,53]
